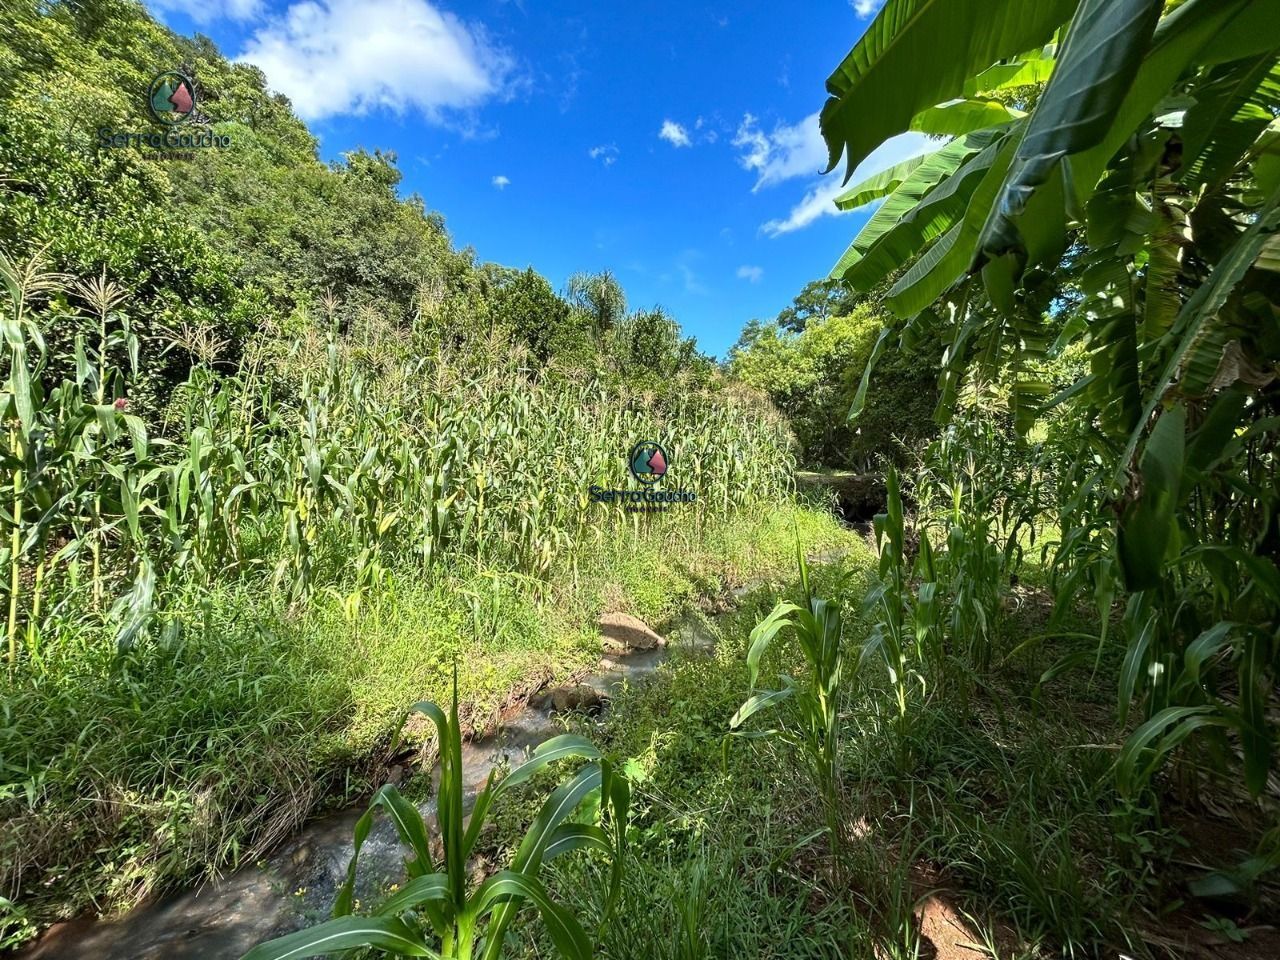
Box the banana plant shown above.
[816,0,1280,801]
[241,677,629,960]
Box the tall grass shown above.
[0,246,793,669]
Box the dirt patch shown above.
[915,893,996,960]
[1142,912,1280,960]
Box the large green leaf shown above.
[1117,403,1186,591]
[883,132,1019,316]
[978,0,1164,264]
[847,326,892,421]
[1116,705,1228,798]
[744,600,800,688]
[884,223,964,317]
[831,128,1005,286]
[1142,177,1184,340]
[1197,0,1280,64]
[1115,182,1280,480]
[729,685,796,729]
[1076,158,1144,442]
[239,916,438,960]
[373,875,452,918]
[541,822,612,861]
[844,129,1012,290]
[909,98,1022,137]
[480,764,602,960]
[1180,58,1280,190]
[1117,613,1156,727]
[834,153,933,210]
[1069,0,1276,205]
[367,784,435,877]
[819,0,1079,181]
[472,871,592,960]
[963,56,1057,97]
[1239,632,1273,797]
[493,734,601,797]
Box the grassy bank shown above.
[514,552,1278,960]
[0,502,853,947]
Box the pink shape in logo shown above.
[168,80,193,114]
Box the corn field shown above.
[0,248,794,670]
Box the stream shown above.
[19,615,719,960]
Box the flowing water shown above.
[20,618,718,960]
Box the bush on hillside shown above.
[730,305,940,470]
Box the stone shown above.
[548,684,604,714]
[598,612,664,652]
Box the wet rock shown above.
[599,612,664,653]
[548,684,605,714]
[530,683,604,714]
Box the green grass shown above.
[502,550,1264,960]
[0,501,853,946]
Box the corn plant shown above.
[909,400,1035,685]
[730,544,852,873]
[0,243,794,669]
[242,678,629,960]
[864,465,924,765]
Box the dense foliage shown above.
[731,302,939,469]
[0,0,715,408]
[4,1,1278,957]
[817,0,1279,885]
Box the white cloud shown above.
[659,119,692,148]
[589,144,619,166]
[679,262,706,294]
[733,111,828,192]
[150,0,264,22]
[491,174,510,189]
[762,132,934,237]
[238,0,512,122]
[853,0,884,17]
[663,250,707,294]
[736,265,764,283]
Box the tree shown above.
[488,268,582,366]
[731,305,938,469]
[565,270,627,334]
[775,279,858,332]
[612,306,711,390]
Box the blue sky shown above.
[147,0,929,357]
